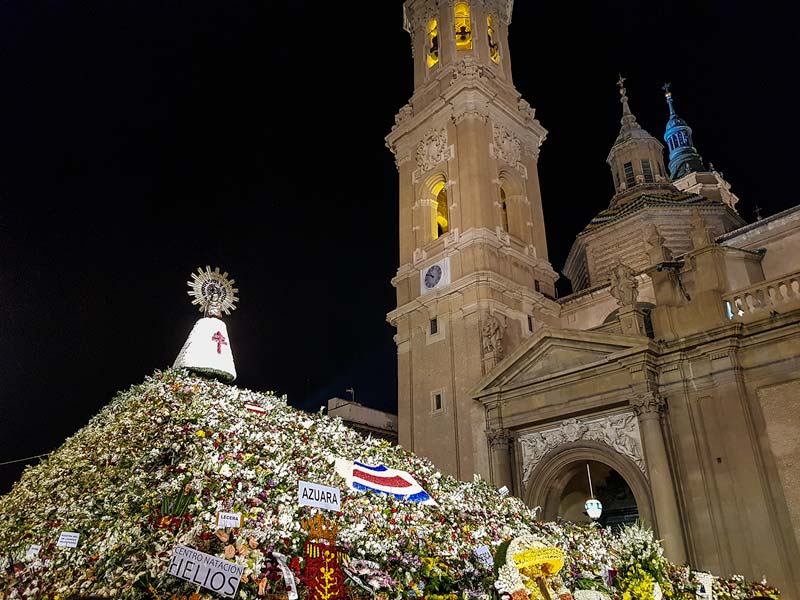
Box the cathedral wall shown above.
[718,207,800,281]
[665,381,782,586]
[757,379,800,574]
[398,161,417,267]
[452,118,494,233]
[524,155,549,262]
[406,306,461,477]
[659,323,800,599]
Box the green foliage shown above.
[161,488,192,518]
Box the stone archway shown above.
[523,440,655,529]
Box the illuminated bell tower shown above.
[386,0,560,481]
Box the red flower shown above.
[289,556,301,573]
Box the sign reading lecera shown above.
[56,532,80,548]
[216,511,242,529]
[298,480,341,511]
[168,543,244,599]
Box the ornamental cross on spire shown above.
[663,82,676,115]
[616,73,626,96]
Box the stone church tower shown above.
[386,0,559,480]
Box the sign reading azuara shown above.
[298,480,341,511]
[168,544,244,598]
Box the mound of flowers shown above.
[0,369,780,599]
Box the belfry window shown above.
[454,3,473,51]
[487,15,500,63]
[641,159,654,183]
[427,19,440,68]
[623,162,635,187]
[432,181,449,239]
[500,187,509,232]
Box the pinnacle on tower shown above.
[662,83,705,180]
[606,76,671,203]
[615,74,643,140]
[173,265,238,382]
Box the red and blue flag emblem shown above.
[333,458,437,505]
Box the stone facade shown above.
[387,1,800,597]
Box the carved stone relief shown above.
[394,104,414,130]
[416,128,450,174]
[490,124,524,175]
[518,412,646,487]
[518,99,536,124]
[450,58,486,84]
[609,262,639,308]
[481,314,505,357]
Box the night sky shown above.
[1,1,796,494]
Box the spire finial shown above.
[616,74,636,122]
[617,73,627,95]
[663,82,676,116]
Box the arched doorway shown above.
[524,441,654,530]
[555,460,639,528]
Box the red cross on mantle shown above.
[212,331,227,354]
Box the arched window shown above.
[641,159,654,183]
[427,19,440,68]
[432,181,449,239]
[487,15,500,63]
[500,186,509,232]
[454,3,473,51]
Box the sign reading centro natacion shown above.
[168,544,244,598]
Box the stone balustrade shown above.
[725,272,800,322]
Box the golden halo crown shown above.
[186,266,239,316]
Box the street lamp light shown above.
[584,463,603,521]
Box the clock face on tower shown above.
[424,265,442,288]
[419,257,450,295]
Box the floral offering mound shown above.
[0,369,780,600]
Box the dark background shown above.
[1,1,796,494]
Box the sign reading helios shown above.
[168,544,244,598]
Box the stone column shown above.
[488,429,514,492]
[631,393,687,563]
